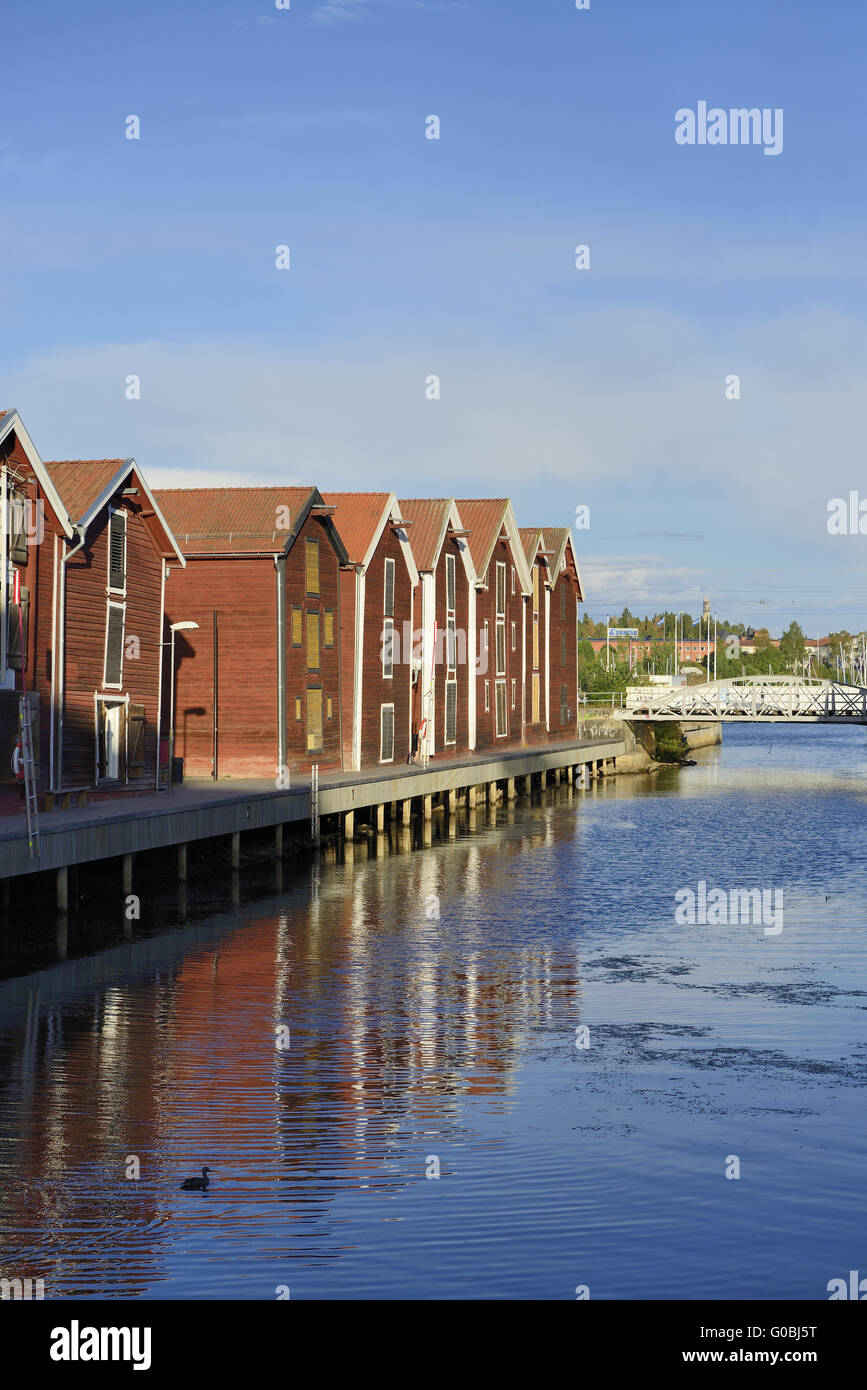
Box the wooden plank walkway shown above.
[0,735,625,879]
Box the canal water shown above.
[0,724,865,1300]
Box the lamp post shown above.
[169,621,199,791]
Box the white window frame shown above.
[103,600,126,690]
[511,677,516,710]
[511,619,516,652]
[495,679,507,737]
[445,552,456,613]
[496,562,506,617]
[380,702,395,763]
[384,556,395,617]
[444,677,457,745]
[382,618,394,679]
[107,507,127,597]
[484,679,490,713]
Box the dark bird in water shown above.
[180,1166,211,1190]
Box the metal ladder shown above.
[19,694,39,859]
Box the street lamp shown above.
[169,621,199,791]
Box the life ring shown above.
[11,740,24,783]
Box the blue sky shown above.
[2,0,867,631]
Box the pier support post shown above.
[56,866,68,914]
[122,854,134,894]
[401,799,412,828]
[448,789,457,814]
[231,832,240,868]
[554,768,561,786]
[275,824,283,856]
[423,794,432,822]
[507,778,516,802]
[488,781,498,804]
[467,785,477,809]
[376,803,385,832]
[178,842,188,881]
[344,810,355,840]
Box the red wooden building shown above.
[320,493,418,771]
[0,408,184,804]
[543,527,583,736]
[399,499,475,761]
[519,528,550,743]
[154,486,348,780]
[454,500,532,753]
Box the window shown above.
[305,538,320,596]
[380,703,395,762]
[511,677,516,710]
[324,608,335,647]
[384,557,395,617]
[560,583,566,621]
[327,697,333,719]
[560,683,569,727]
[295,696,302,720]
[7,585,30,670]
[446,616,456,674]
[306,611,320,671]
[495,681,507,737]
[531,672,540,724]
[496,562,506,617]
[496,622,506,676]
[382,618,394,678]
[10,494,28,565]
[108,510,127,592]
[446,553,456,612]
[533,618,539,670]
[104,602,125,688]
[511,620,516,652]
[482,619,489,670]
[532,563,540,614]
[484,680,490,713]
[561,631,567,668]
[307,687,323,752]
[291,607,302,646]
[445,680,457,744]
[511,565,515,596]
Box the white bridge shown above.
[621,676,867,723]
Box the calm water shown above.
[1,724,865,1300]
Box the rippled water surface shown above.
[1,725,865,1299]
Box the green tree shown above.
[779,621,805,669]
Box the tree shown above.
[779,621,805,669]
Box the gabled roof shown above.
[399,499,451,572]
[0,408,74,539]
[518,527,546,567]
[46,458,186,564]
[153,485,347,562]
[321,491,418,584]
[454,498,533,595]
[544,526,584,600]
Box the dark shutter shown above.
[105,605,125,685]
[446,554,456,611]
[380,704,394,762]
[306,688,323,752]
[560,684,568,726]
[384,558,395,617]
[7,586,29,670]
[128,704,146,778]
[561,631,567,668]
[109,512,126,590]
[445,681,457,743]
[10,496,28,564]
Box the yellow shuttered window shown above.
[291,607,302,646]
[305,539,320,595]
[307,688,323,751]
[324,609,334,647]
[306,611,320,671]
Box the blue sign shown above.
[609,627,639,638]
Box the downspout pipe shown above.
[275,553,287,777]
[57,524,86,791]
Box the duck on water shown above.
[180,1167,212,1190]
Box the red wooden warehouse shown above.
[320,493,418,771]
[154,486,348,780]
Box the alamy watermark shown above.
[675,103,783,157]
[674,880,783,935]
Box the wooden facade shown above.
[0,410,182,803]
[155,487,348,781]
[399,500,475,761]
[322,493,418,771]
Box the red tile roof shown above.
[320,492,393,567]
[43,459,129,523]
[399,499,452,571]
[453,499,509,577]
[518,527,545,566]
[154,486,318,554]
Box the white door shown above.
[105,705,122,779]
